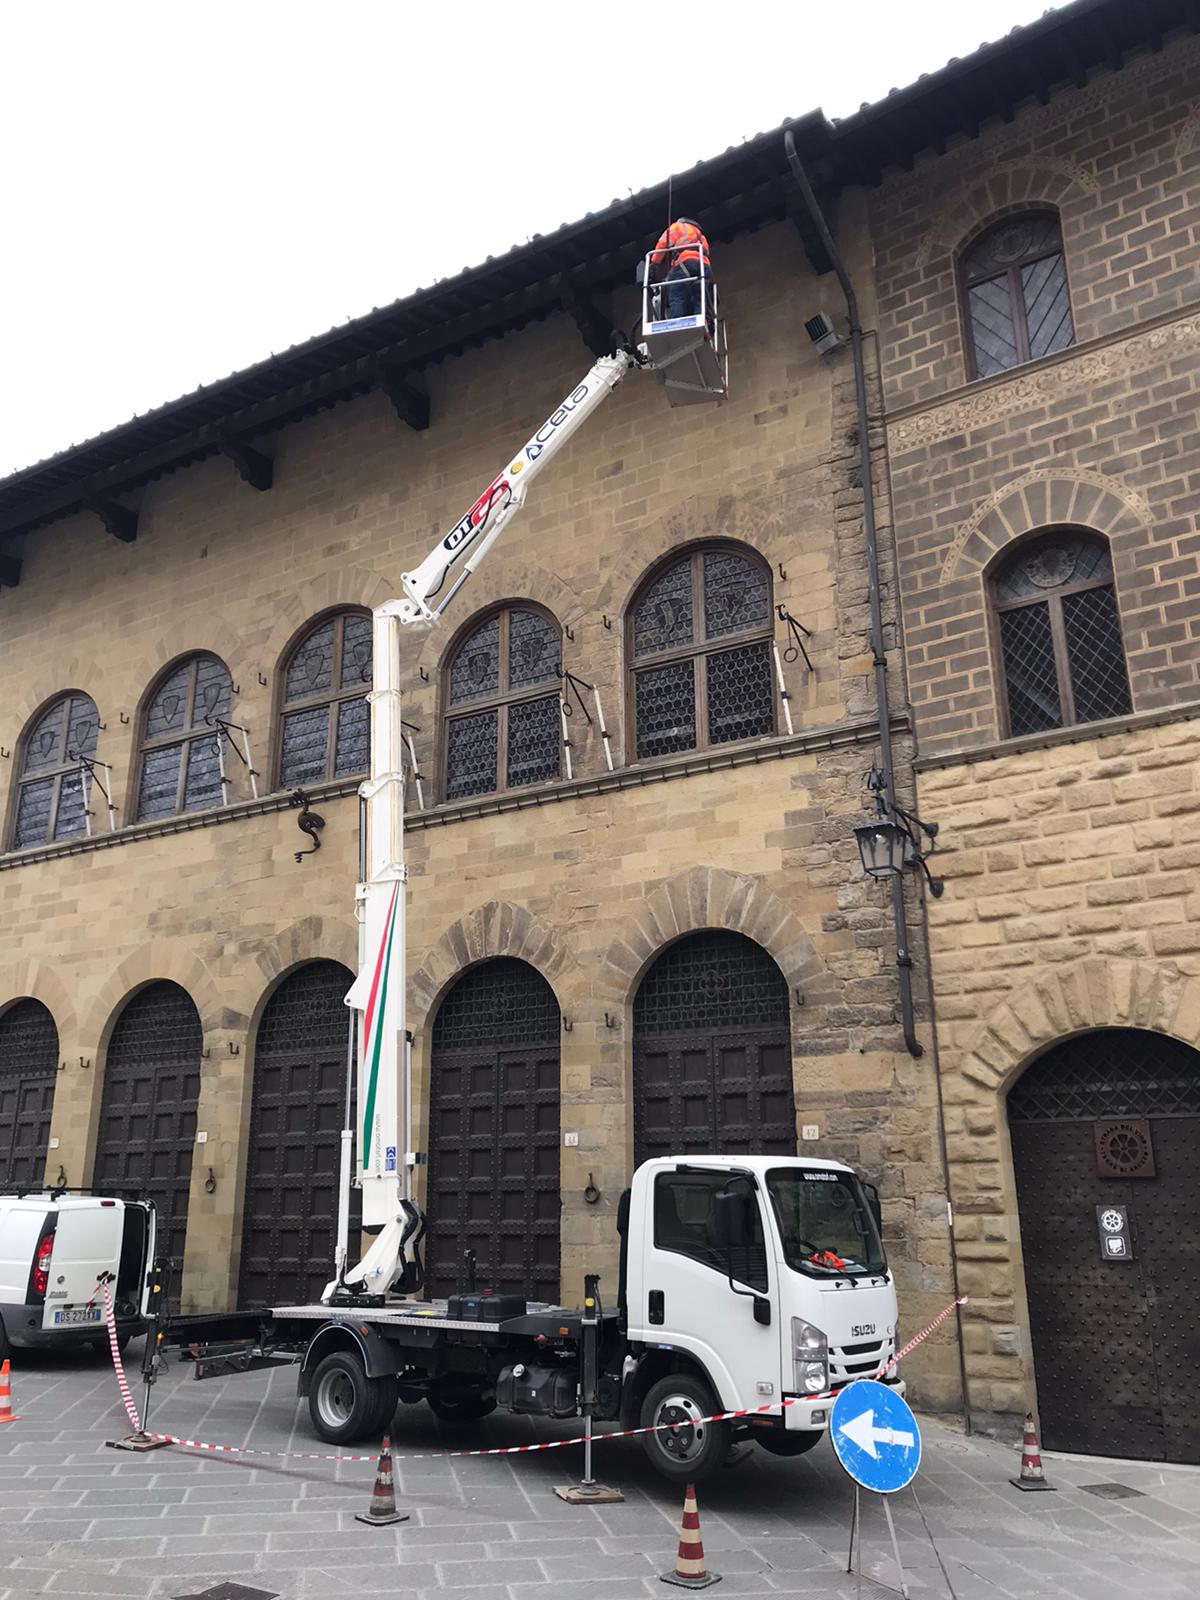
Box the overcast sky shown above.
[0,0,1054,478]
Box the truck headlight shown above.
[791,1317,827,1396]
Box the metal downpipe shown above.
[784,131,921,1058]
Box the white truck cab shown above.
[623,1155,901,1478]
[0,1194,156,1358]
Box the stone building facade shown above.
[872,26,1200,1457]
[0,198,958,1402]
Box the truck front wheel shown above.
[309,1350,398,1444]
[639,1373,730,1485]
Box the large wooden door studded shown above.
[0,1000,58,1189]
[93,982,201,1303]
[1009,1028,1200,1464]
[425,959,561,1299]
[240,961,359,1307]
[633,931,796,1165]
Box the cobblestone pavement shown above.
[2,1344,1198,1599]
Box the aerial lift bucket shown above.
[637,250,728,406]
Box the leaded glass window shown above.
[993,530,1131,738]
[444,607,561,802]
[961,212,1074,379]
[135,656,233,821]
[628,546,774,761]
[278,612,372,789]
[10,694,101,849]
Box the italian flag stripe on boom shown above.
[360,880,400,1171]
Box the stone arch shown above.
[82,945,228,1056]
[958,957,1198,1104]
[119,614,249,721]
[409,569,583,683]
[914,162,1097,272]
[940,469,1153,587]
[244,915,359,1034]
[259,567,396,681]
[598,865,828,1011]
[409,901,573,1035]
[0,960,75,1047]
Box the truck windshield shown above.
[766,1168,886,1278]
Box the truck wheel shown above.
[309,1351,398,1444]
[756,1429,823,1457]
[639,1373,730,1485]
[427,1387,497,1423]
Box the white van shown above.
[0,1194,156,1358]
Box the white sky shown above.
[0,0,1053,478]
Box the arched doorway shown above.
[0,1000,58,1188]
[425,959,561,1299]
[240,961,359,1307]
[1009,1028,1200,1463]
[633,930,796,1165]
[93,982,201,1299]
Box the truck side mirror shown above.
[710,1189,748,1249]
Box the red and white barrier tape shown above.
[101,1284,142,1434]
[101,1287,965,1464]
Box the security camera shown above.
[805,312,843,356]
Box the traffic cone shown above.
[0,1359,17,1424]
[355,1435,410,1525]
[1009,1412,1056,1492]
[660,1483,721,1588]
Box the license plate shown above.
[53,1308,102,1326]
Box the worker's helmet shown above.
[678,216,700,227]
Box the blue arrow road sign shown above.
[830,1379,921,1493]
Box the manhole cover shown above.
[1079,1483,1144,1501]
[174,1586,279,1600]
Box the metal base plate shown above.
[553,1483,625,1504]
[354,1509,410,1525]
[107,1433,172,1452]
[660,1572,721,1589]
[1009,1476,1057,1491]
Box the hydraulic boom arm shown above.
[326,346,639,1302]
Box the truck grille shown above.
[829,1336,892,1387]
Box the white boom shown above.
[326,347,639,1301]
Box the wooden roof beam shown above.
[86,497,137,543]
[218,436,274,492]
[0,552,20,587]
[554,276,614,358]
[374,365,430,431]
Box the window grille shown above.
[278,613,371,789]
[629,546,774,761]
[135,656,233,821]
[961,212,1074,379]
[11,694,102,849]
[0,998,58,1188]
[443,607,561,802]
[993,530,1131,738]
[1008,1029,1200,1122]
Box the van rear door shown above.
[41,1202,124,1332]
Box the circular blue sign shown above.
[830,1379,921,1493]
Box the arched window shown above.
[278,612,372,789]
[993,530,1131,738]
[135,655,232,821]
[628,545,774,761]
[11,693,100,849]
[443,607,561,801]
[960,212,1074,379]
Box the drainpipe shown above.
[784,132,922,1059]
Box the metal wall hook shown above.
[59,1059,67,1072]
[228,1041,240,1056]
[603,1012,617,1030]
[564,623,575,642]
[119,711,130,725]
[57,1166,67,1188]
[562,1016,573,1032]
[0,746,8,760]
[200,1048,211,1060]
[204,1168,217,1195]
[602,614,613,631]
[776,604,814,670]
[95,720,107,732]
[79,1056,91,1070]
[584,1174,601,1205]
[229,682,241,697]
[419,666,430,683]
[778,561,788,580]
[257,671,269,687]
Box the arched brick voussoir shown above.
[411,568,586,681]
[913,159,1100,272]
[408,900,575,1034]
[116,609,253,713]
[597,865,826,1008]
[259,566,397,675]
[242,916,359,1032]
[0,960,80,1046]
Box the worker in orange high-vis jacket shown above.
[650,217,712,320]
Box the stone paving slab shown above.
[2,1344,1199,1599]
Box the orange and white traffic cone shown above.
[1010,1411,1056,1492]
[660,1482,720,1588]
[0,1359,17,1424]
[354,1435,410,1525]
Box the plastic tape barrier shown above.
[101,1286,965,1464]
